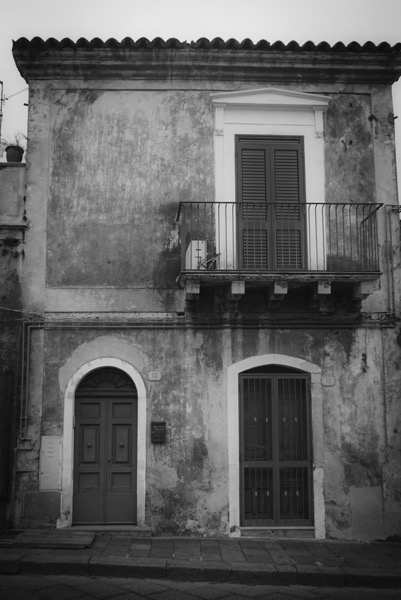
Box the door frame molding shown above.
[211,87,330,271]
[227,353,325,538]
[57,357,146,528]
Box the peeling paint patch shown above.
[148,466,178,490]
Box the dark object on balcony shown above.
[199,253,221,270]
[5,145,24,163]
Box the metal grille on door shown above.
[240,373,312,526]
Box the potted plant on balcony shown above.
[2,133,26,163]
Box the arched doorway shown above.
[239,365,312,526]
[227,354,325,537]
[73,367,138,524]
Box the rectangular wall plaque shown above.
[151,421,166,444]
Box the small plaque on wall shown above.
[151,421,166,444]
[148,370,162,381]
[322,376,336,387]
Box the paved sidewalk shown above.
[1,533,401,588]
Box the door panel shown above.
[107,399,137,522]
[240,373,312,526]
[277,377,308,461]
[243,376,272,462]
[80,402,101,418]
[244,466,274,521]
[113,425,130,463]
[280,467,309,522]
[74,399,104,523]
[73,368,137,525]
[81,426,98,463]
[112,401,133,419]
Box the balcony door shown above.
[236,135,306,270]
[239,370,313,526]
[73,367,138,524]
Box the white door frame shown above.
[227,353,325,538]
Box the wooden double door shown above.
[240,371,313,526]
[73,368,138,524]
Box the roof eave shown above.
[12,38,401,85]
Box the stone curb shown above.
[88,556,167,579]
[166,560,232,582]
[20,553,90,576]
[0,552,401,588]
[0,552,24,574]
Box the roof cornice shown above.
[12,37,401,84]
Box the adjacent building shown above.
[0,160,25,532]
[4,36,401,539]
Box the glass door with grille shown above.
[239,372,313,526]
[236,135,307,271]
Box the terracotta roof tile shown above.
[12,36,401,52]
[12,36,401,85]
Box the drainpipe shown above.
[380,327,389,537]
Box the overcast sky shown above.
[2,0,401,185]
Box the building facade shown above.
[7,37,401,539]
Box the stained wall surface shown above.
[14,71,401,539]
[15,324,401,538]
[47,89,213,289]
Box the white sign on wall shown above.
[39,436,61,491]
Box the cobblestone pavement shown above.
[0,575,400,600]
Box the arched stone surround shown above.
[227,353,325,538]
[57,356,147,528]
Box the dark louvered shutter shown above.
[273,146,304,269]
[238,146,269,269]
[236,136,306,270]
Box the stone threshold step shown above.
[71,525,152,536]
[240,527,315,539]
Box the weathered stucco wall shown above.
[16,72,401,540]
[13,324,401,539]
[324,92,375,205]
[23,82,399,314]
[47,89,214,288]
[0,165,26,219]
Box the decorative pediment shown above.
[211,87,330,109]
[211,87,330,137]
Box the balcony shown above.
[176,202,382,302]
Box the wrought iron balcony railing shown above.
[176,202,382,277]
